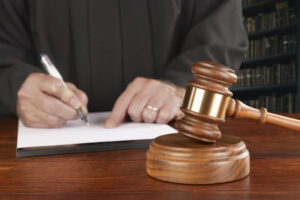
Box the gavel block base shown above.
[146,133,250,184]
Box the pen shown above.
[40,54,90,126]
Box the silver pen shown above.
[40,54,90,126]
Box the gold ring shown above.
[145,105,159,112]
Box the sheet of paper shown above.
[17,112,177,148]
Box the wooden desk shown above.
[0,115,300,200]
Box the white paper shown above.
[17,112,177,148]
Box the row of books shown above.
[242,0,297,113]
[232,61,296,88]
[241,92,295,113]
[244,33,296,59]
[244,8,296,33]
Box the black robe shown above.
[0,0,248,117]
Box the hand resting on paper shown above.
[17,73,88,128]
[104,77,185,128]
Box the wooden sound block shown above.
[146,133,250,184]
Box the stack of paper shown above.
[17,112,177,157]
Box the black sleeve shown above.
[0,0,43,118]
[162,0,248,87]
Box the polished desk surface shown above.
[0,115,300,200]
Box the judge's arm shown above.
[0,0,87,128]
[105,0,248,128]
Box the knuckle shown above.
[166,98,179,108]
[148,79,160,87]
[79,91,88,104]
[26,73,46,87]
[127,77,146,90]
[26,73,40,82]
[66,82,76,89]
[126,82,134,90]
[18,74,45,100]
[61,89,77,105]
[67,90,78,103]
[163,84,176,95]
[18,79,40,100]
[52,79,65,94]
[133,77,146,84]
[17,89,28,100]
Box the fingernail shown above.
[70,98,81,109]
[80,105,88,115]
[104,119,116,128]
[82,106,88,115]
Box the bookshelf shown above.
[241,52,296,66]
[247,24,296,38]
[233,0,299,113]
[232,83,296,94]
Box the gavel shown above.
[176,61,300,143]
[146,61,300,185]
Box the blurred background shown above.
[232,0,298,113]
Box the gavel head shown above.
[176,61,237,143]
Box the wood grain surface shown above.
[146,133,250,184]
[0,115,300,200]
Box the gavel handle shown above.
[227,98,300,132]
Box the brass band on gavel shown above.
[182,85,231,119]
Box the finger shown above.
[156,105,177,124]
[142,107,158,123]
[66,82,88,106]
[66,82,89,114]
[156,98,182,124]
[29,91,78,121]
[175,110,185,120]
[127,79,161,122]
[141,90,169,123]
[104,77,147,128]
[38,75,82,110]
[18,100,66,128]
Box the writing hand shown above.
[17,73,88,128]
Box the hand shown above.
[104,77,185,128]
[17,73,88,128]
